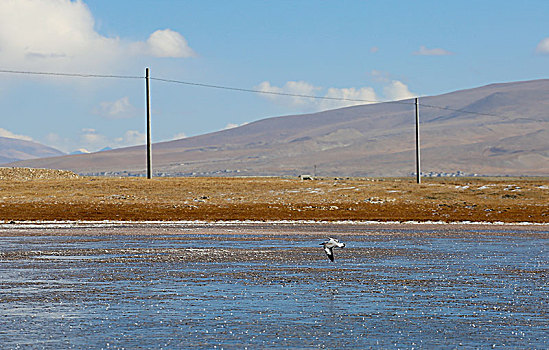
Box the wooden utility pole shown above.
[415,97,421,184]
[146,68,152,179]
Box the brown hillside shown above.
[8,79,549,177]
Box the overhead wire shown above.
[0,68,407,105]
[149,77,390,104]
[151,76,525,119]
[0,68,523,119]
[0,68,142,80]
[418,103,508,119]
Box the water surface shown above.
[0,223,547,348]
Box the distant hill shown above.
[0,137,65,164]
[8,79,549,176]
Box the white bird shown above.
[320,237,345,262]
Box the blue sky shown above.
[1,0,548,153]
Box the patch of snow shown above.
[70,148,91,155]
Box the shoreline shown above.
[2,219,549,226]
[1,220,547,237]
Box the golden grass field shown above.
[0,168,547,222]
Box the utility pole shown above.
[145,68,152,179]
[415,97,421,184]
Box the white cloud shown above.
[96,97,137,119]
[114,130,146,147]
[224,123,239,130]
[65,128,144,152]
[256,81,321,107]
[413,45,454,56]
[81,128,108,146]
[370,70,415,101]
[320,87,378,110]
[0,128,34,141]
[383,80,415,101]
[41,129,147,153]
[0,0,120,71]
[136,29,195,58]
[2,127,148,153]
[0,0,194,72]
[536,37,549,53]
[158,132,188,143]
[223,122,249,130]
[255,79,414,111]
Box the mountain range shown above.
[5,79,549,177]
[0,137,65,164]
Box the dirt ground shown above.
[0,168,547,222]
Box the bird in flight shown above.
[320,237,345,262]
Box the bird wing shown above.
[324,246,334,262]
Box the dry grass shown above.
[0,168,547,222]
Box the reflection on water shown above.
[0,225,547,348]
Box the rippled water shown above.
[0,224,547,349]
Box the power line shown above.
[0,68,525,119]
[418,103,502,118]
[149,77,395,104]
[151,76,525,119]
[0,69,142,80]
[0,68,402,104]
[151,76,534,120]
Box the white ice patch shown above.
[1,219,547,228]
